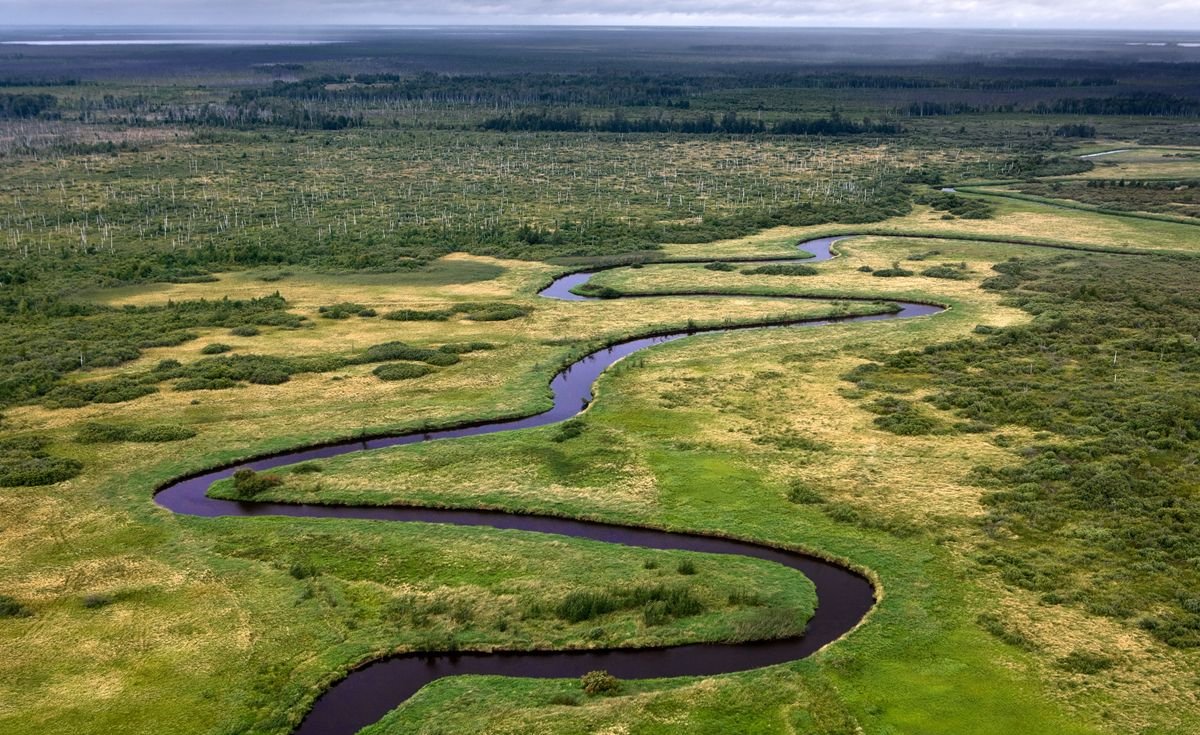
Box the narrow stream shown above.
[154,236,944,735]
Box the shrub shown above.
[0,435,82,487]
[1057,651,1115,674]
[704,261,736,271]
[201,343,232,354]
[82,593,113,609]
[551,419,585,443]
[866,396,942,435]
[921,264,971,280]
[291,463,323,474]
[357,342,464,366]
[174,377,239,391]
[230,469,282,499]
[458,302,531,321]
[318,302,375,319]
[372,363,436,381]
[43,377,158,407]
[155,359,183,371]
[557,591,620,623]
[872,263,915,278]
[247,369,290,385]
[580,670,621,696]
[676,560,697,575]
[977,612,1038,650]
[786,481,824,504]
[438,341,494,354]
[75,422,196,443]
[421,351,461,367]
[742,263,818,276]
[0,594,31,618]
[382,308,453,321]
[230,325,260,337]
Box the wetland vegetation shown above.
[2,26,1199,735]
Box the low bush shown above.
[742,263,818,276]
[0,434,82,487]
[921,263,971,280]
[201,343,232,354]
[230,325,260,337]
[0,594,31,618]
[372,363,436,381]
[872,262,915,278]
[580,670,621,696]
[438,341,494,354]
[556,584,703,624]
[318,302,376,319]
[43,377,157,408]
[75,421,196,443]
[230,469,282,499]
[704,261,736,271]
[1057,651,1115,674]
[676,560,697,575]
[551,419,585,443]
[786,481,824,504]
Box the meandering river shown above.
[155,236,944,735]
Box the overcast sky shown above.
[4,0,1200,31]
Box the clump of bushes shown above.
[42,377,158,409]
[977,612,1038,651]
[75,421,196,444]
[357,341,459,366]
[905,250,942,261]
[916,191,995,219]
[438,342,494,354]
[786,480,824,504]
[1057,651,1115,675]
[921,263,971,280]
[318,302,376,319]
[372,363,436,381]
[580,670,621,696]
[551,419,585,443]
[742,263,818,276]
[865,396,943,435]
[676,560,697,575]
[704,261,737,271]
[383,301,531,322]
[871,262,915,278]
[201,343,232,354]
[556,584,703,624]
[0,594,32,618]
[230,325,260,337]
[230,469,282,499]
[0,435,82,487]
[571,283,622,299]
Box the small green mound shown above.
[704,262,737,272]
[201,343,232,354]
[230,325,261,337]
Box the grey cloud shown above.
[3,0,1199,28]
